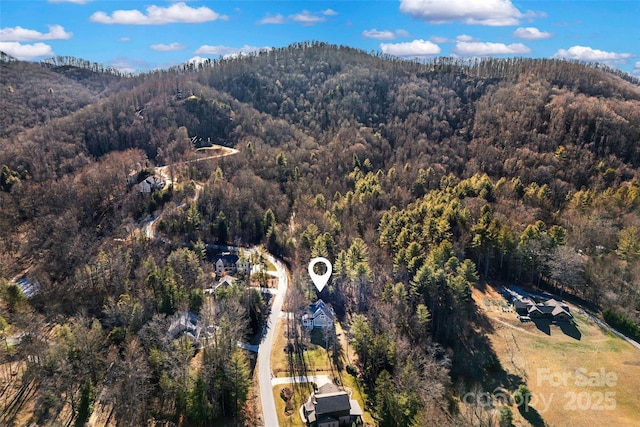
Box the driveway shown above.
[271,374,331,387]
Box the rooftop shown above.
[315,391,351,415]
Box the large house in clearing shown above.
[214,252,251,277]
[302,299,334,330]
[513,297,572,322]
[302,382,363,427]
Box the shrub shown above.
[513,385,531,407]
[498,405,513,427]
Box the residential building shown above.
[302,383,363,427]
[139,175,165,193]
[204,276,238,295]
[513,297,572,322]
[302,299,334,330]
[167,311,201,343]
[214,252,251,276]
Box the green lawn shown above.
[270,318,377,426]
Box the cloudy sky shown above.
[1,0,638,76]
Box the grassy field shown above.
[472,284,640,427]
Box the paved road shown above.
[129,147,300,425]
[204,244,289,425]
[257,251,288,427]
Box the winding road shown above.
[139,145,291,425]
[143,145,238,240]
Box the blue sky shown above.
[1,0,638,76]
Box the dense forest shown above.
[1,42,639,426]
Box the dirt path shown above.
[490,316,536,335]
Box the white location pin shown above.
[308,257,332,292]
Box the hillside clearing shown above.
[473,285,640,427]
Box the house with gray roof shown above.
[302,299,334,330]
[513,296,572,322]
[302,382,363,427]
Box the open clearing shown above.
[473,284,640,427]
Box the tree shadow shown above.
[470,301,496,334]
[309,327,344,374]
[558,321,581,340]
[331,332,346,372]
[453,298,550,427]
[533,319,551,335]
[475,279,489,293]
[452,305,522,392]
[518,403,546,427]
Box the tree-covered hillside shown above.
[1,42,639,426]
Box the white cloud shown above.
[258,13,284,24]
[553,45,634,66]
[323,9,338,16]
[150,42,187,52]
[634,61,640,76]
[362,29,410,40]
[363,29,395,40]
[513,27,553,40]
[0,25,72,42]
[118,37,131,42]
[194,44,271,58]
[399,0,537,26]
[380,39,441,57]
[454,41,531,55]
[48,0,92,3]
[90,2,227,25]
[290,10,326,25]
[430,36,453,44]
[456,34,477,42]
[0,41,54,60]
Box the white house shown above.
[214,252,251,276]
[302,299,334,330]
[139,175,165,193]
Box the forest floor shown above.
[473,284,640,427]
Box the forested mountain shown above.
[1,42,639,426]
